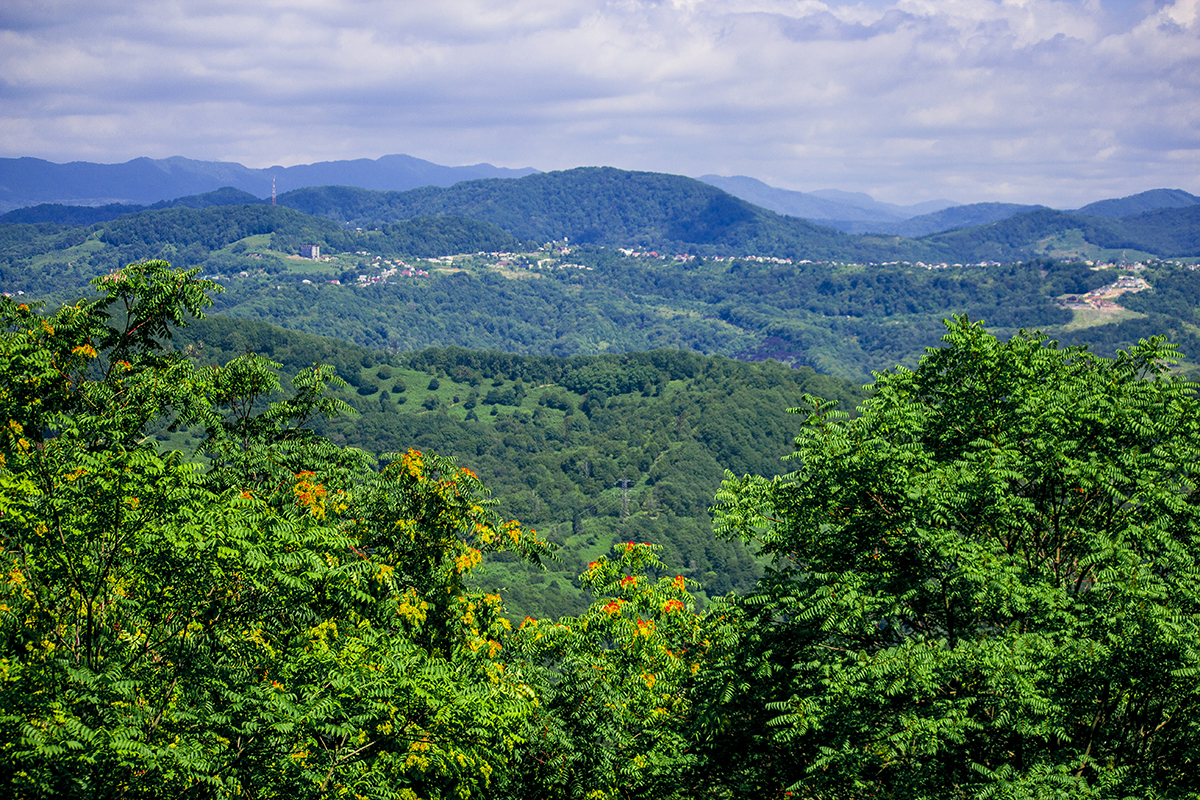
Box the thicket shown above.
[168,317,868,617]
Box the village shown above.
[1057,272,1151,311]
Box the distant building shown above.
[300,245,320,259]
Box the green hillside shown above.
[275,169,1200,261]
[277,168,936,262]
[201,251,1115,381]
[1075,187,1199,218]
[921,205,1200,261]
[0,205,522,297]
[167,315,870,618]
[9,201,1192,383]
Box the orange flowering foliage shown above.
[0,262,558,800]
[601,600,625,615]
[509,540,706,798]
[293,471,329,518]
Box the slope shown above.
[277,167,936,262]
[1075,188,1200,219]
[164,314,872,618]
[832,202,1045,237]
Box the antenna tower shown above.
[272,176,276,206]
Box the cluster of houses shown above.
[1058,274,1150,311]
[357,257,429,283]
[613,252,1013,269]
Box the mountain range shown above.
[694,174,956,223]
[4,154,1198,240]
[4,169,1200,265]
[0,154,537,213]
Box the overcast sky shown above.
[1,0,1197,207]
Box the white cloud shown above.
[0,0,1197,206]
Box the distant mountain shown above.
[1074,189,1200,219]
[829,203,1045,237]
[0,154,538,213]
[1115,204,1200,256]
[146,186,266,210]
[0,187,268,225]
[277,167,932,262]
[697,175,902,221]
[919,206,1200,261]
[697,175,955,222]
[807,188,955,219]
[0,202,141,226]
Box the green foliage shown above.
[199,255,1095,382]
[707,317,1200,798]
[498,543,705,800]
[7,258,1200,800]
[0,262,553,798]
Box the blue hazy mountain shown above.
[0,154,538,212]
[0,187,268,225]
[697,174,956,222]
[829,203,1046,237]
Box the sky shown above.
[1,0,1198,207]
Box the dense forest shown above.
[4,263,1199,799]
[272,169,1200,261]
[166,315,869,617]
[11,198,1196,383]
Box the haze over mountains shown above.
[0,154,537,212]
[2,155,1199,264]
[5,154,1199,240]
[695,174,956,223]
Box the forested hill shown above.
[0,187,268,226]
[1075,188,1199,219]
[277,167,931,262]
[922,206,1200,261]
[5,167,1198,265]
[0,203,523,296]
[275,168,1200,261]
[164,314,872,618]
[8,197,1199,383]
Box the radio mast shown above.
[272,176,276,206]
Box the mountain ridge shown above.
[0,154,538,212]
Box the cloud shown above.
[0,0,1197,206]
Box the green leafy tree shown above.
[0,261,551,798]
[706,316,1200,799]
[499,543,704,800]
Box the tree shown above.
[706,316,1200,799]
[498,542,704,800]
[0,261,551,798]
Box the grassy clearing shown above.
[1058,307,1147,332]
